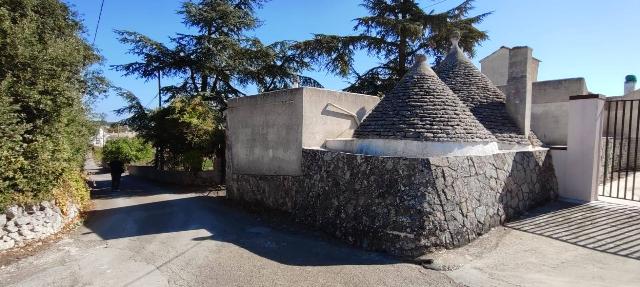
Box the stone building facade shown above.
[226,35,559,257]
[227,149,556,256]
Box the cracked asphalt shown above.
[0,160,458,287]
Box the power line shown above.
[92,0,106,46]
[425,0,449,8]
[144,93,159,108]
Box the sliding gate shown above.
[601,99,640,202]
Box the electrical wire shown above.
[425,0,449,8]
[92,0,106,46]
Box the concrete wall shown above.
[301,89,379,148]
[128,166,222,186]
[564,96,605,202]
[227,148,558,257]
[226,88,379,176]
[480,47,540,87]
[480,47,510,86]
[530,78,589,145]
[227,88,304,176]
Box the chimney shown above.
[625,75,637,95]
[505,46,534,138]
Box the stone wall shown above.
[600,137,640,174]
[128,166,222,186]
[0,201,79,251]
[227,149,558,257]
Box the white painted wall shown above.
[325,138,500,158]
[563,96,605,202]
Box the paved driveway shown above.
[0,161,457,287]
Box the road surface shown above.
[0,160,457,286]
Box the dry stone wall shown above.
[0,201,79,251]
[227,149,558,257]
[600,137,640,173]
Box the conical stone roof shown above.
[354,55,496,143]
[434,34,536,146]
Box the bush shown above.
[0,0,106,211]
[102,137,154,166]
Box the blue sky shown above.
[65,0,640,122]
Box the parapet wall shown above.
[227,149,558,256]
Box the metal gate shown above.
[600,99,640,202]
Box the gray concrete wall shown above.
[226,89,304,176]
[529,78,588,145]
[228,149,558,257]
[226,88,380,176]
[504,47,534,138]
[301,88,379,148]
[480,47,510,86]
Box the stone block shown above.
[5,206,22,220]
[4,223,18,233]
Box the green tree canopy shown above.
[0,0,106,209]
[298,0,491,96]
[114,0,323,173]
[113,0,321,112]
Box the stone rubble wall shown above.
[0,201,79,251]
[600,137,640,174]
[227,149,558,257]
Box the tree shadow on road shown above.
[85,176,398,267]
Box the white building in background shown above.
[90,126,137,147]
[91,127,108,147]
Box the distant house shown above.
[91,127,108,147]
[90,125,137,147]
[480,46,589,146]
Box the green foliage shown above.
[116,93,221,172]
[297,0,491,96]
[102,138,154,165]
[0,0,105,210]
[114,0,322,174]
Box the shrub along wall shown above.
[0,0,103,212]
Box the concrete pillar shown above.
[505,47,533,137]
[564,94,605,202]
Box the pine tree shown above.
[298,0,491,96]
[114,0,319,111]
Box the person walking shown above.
[109,159,125,191]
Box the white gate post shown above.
[564,94,605,202]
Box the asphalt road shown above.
[0,160,458,287]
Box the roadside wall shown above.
[128,166,222,186]
[227,149,558,256]
[226,88,304,176]
[0,201,79,251]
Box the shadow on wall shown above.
[321,105,368,130]
[506,201,640,261]
[85,177,397,267]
